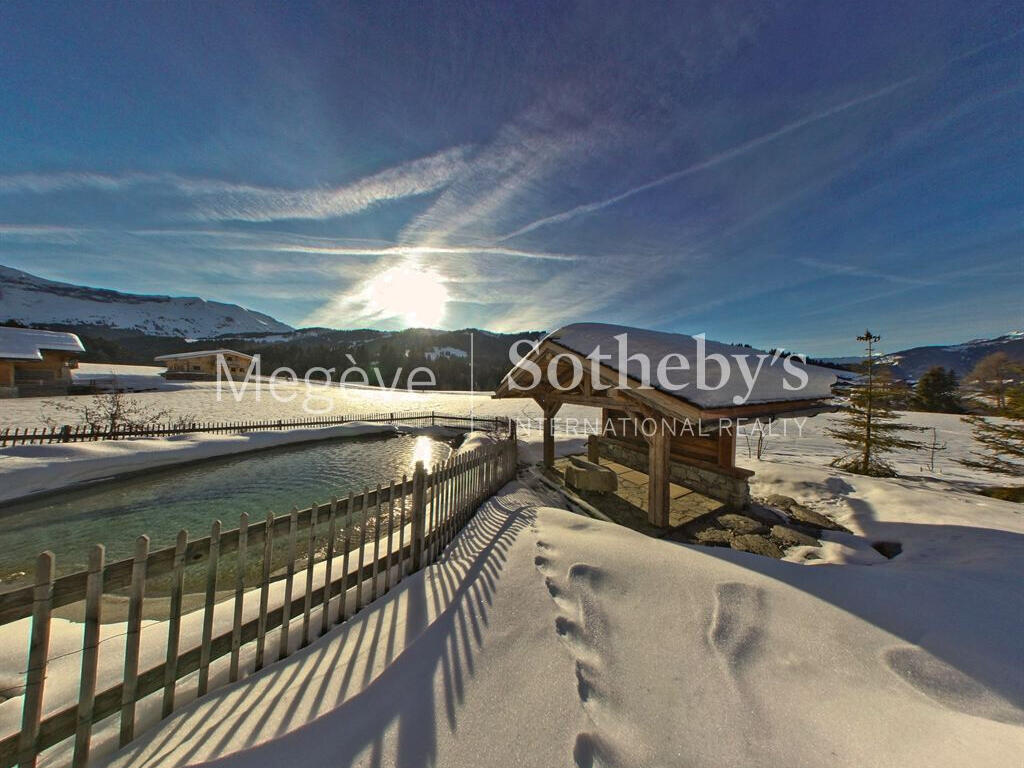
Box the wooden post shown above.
[539,399,561,469]
[301,503,318,648]
[371,485,382,602]
[73,545,104,768]
[18,552,54,768]
[255,511,274,671]
[279,508,299,660]
[229,514,247,682]
[120,535,149,745]
[587,433,599,463]
[338,493,354,623]
[410,461,427,572]
[647,420,671,528]
[717,425,735,469]
[198,520,221,696]
[355,489,369,613]
[162,529,188,718]
[396,478,407,583]
[321,498,338,634]
[383,482,395,594]
[427,469,438,563]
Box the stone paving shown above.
[551,456,724,536]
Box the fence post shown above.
[162,530,188,718]
[120,535,149,746]
[431,410,435,426]
[410,461,427,572]
[73,544,104,768]
[61,424,71,443]
[198,520,221,696]
[18,552,55,768]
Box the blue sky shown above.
[0,0,1021,355]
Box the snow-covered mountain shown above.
[823,332,1024,379]
[0,265,293,337]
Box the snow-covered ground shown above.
[1,393,1021,767]
[0,377,562,427]
[95,462,1024,768]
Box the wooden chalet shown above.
[155,349,254,380]
[0,327,85,398]
[494,323,836,527]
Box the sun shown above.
[365,264,448,328]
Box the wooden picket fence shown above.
[0,411,508,446]
[0,427,518,768]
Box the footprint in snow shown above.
[886,646,1024,726]
[708,582,767,669]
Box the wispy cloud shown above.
[796,257,940,286]
[0,147,473,222]
[130,228,580,261]
[194,147,472,221]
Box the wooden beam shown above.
[717,428,735,469]
[647,421,671,528]
[536,398,562,469]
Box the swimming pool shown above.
[0,432,453,586]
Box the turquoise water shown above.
[0,433,452,586]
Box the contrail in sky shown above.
[497,28,1023,242]
[496,77,917,242]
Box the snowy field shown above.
[1,373,560,428]
[96,445,1024,768]
[0,384,1021,767]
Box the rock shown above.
[730,534,784,559]
[771,525,819,548]
[564,458,618,493]
[787,503,844,531]
[764,493,797,510]
[694,528,733,546]
[717,514,768,535]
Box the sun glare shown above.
[365,264,448,327]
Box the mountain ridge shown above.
[0,264,293,337]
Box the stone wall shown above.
[592,435,751,510]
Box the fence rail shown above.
[1,424,518,768]
[0,411,508,446]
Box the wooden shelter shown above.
[494,323,836,527]
[155,349,254,380]
[0,327,84,398]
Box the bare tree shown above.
[923,427,947,472]
[965,352,1023,415]
[744,419,771,459]
[44,378,194,435]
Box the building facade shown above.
[0,327,85,398]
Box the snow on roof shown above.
[0,326,85,360]
[153,348,254,362]
[533,323,837,409]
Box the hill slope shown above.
[0,265,292,337]
[824,332,1024,379]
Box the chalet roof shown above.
[0,327,85,361]
[498,323,836,411]
[154,348,254,362]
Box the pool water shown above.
[0,433,453,585]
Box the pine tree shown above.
[913,366,962,413]
[828,330,923,477]
[960,386,1024,478]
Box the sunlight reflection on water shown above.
[0,433,453,584]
